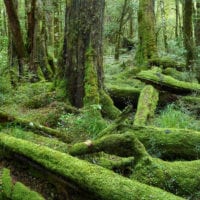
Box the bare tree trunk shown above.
[4,0,26,78]
[114,0,128,60]
[183,0,195,69]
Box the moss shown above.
[0,133,183,200]
[100,90,121,119]
[136,69,200,93]
[106,84,141,100]
[12,182,44,200]
[2,128,68,153]
[2,168,12,199]
[84,47,100,106]
[120,125,200,160]
[132,157,200,198]
[0,111,70,143]
[134,85,159,126]
[135,0,157,65]
[149,57,186,71]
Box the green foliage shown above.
[153,104,200,130]
[58,105,107,138]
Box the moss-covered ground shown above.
[1,53,200,199]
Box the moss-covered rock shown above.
[134,85,159,126]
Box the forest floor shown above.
[1,51,200,199]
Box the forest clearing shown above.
[1,0,200,199]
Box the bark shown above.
[183,0,195,68]
[136,0,158,65]
[114,0,129,60]
[61,0,105,108]
[0,133,183,200]
[4,0,26,61]
[4,0,25,79]
[195,2,200,46]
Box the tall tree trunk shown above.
[114,0,128,60]
[183,0,195,69]
[160,0,168,51]
[61,0,105,108]
[136,0,157,66]
[175,0,179,38]
[195,1,200,46]
[4,0,26,78]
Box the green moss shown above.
[100,90,121,119]
[12,182,44,200]
[136,69,200,92]
[2,128,68,153]
[2,168,12,199]
[134,85,159,126]
[149,57,186,70]
[132,157,200,198]
[84,47,100,106]
[122,126,200,160]
[0,133,183,200]
[106,84,141,100]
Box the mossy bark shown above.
[61,0,105,108]
[0,133,183,200]
[136,0,157,65]
[134,85,159,126]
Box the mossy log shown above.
[0,133,183,200]
[97,105,133,138]
[0,111,70,143]
[106,84,141,101]
[149,58,186,71]
[136,69,200,93]
[120,125,200,160]
[1,168,44,200]
[100,90,121,119]
[134,85,159,126]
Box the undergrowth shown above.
[153,104,200,131]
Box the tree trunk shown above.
[4,0,26,78]
[183,0,195,69]
[195,1,200,46]
[136,0,157,65]
[61,0,105,108]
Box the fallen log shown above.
[0,133,183,200]
[134,85,159,126]
[136,69,200,93]
[0,111,70,143]
[97,105,132,138]
[149,57,186,71]
[118,125,200,160]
